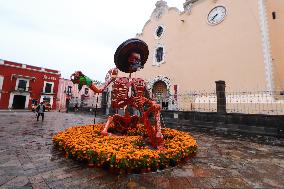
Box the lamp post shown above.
[65,89,72,113]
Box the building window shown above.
[156,26,164,38]
[67,86,72,94]
[15,78,29,92]
[43,81,54,94]
[272,12,276,19]
[155,47,164,63]
[0,75,4,91]
[18,80,27,90]
[43,97,51,103]
[85,88,89,95]
[152,80,168,110]
[44,83,52,93]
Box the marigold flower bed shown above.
[52,123,197,174]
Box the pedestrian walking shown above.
[74,103,79,112]
[36,102,46,121]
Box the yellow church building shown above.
[124,0,284,112]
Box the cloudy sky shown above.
[0,0,184,81]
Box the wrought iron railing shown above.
[155,90,284,115]
[10,86,32,92]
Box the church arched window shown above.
[156,26,164,38]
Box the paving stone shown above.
[168,177,191,189]
[0,176,30,188]
[186,177,213,188]
[218,177,252,189]
[0,159,21,167]
[46,180,68,189]
[192,166,213,177]
[0,176,16,186]
[1,167,26,176]
[28,175,45,184]
[172,167,194,177]
[31,181,50,189]
[127,180,139,189]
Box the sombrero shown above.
[114,38,149,73]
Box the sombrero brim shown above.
[114,38,149,73]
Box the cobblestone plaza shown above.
[0,112,283,189]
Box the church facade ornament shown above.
[146,75,172,99]
[146,75,171,93]
[146,75,177,110]
[151,0,169,20]
[183,0,198,14]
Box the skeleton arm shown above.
[70,68,118,93]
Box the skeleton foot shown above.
[101,131,109,136]
[101,116,113,136]
[157,145,165,150]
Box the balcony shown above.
[41,91,55,95]
[10,87,32,93]
[11,74,36,81]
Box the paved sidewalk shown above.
[0,112,283,189]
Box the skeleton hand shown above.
[110,68,118,80]
[105,68,118,83]
[70,71,92,91]
[70,71,84,84]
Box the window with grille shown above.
[18,80,27,90]
[45,83,52,93]
[156,26,164,37]
[85,88,89,95]
[43,97,51,103]
[67,86,72,94]
[272,12,276,19]
[155,47,164,63]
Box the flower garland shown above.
[53,123,197,173]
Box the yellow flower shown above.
[53,124,197,172]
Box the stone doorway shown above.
[152,80,169,109]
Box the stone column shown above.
[215,80,226,113]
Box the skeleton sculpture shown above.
[71,39,163,149]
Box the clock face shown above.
[207,6,227,25]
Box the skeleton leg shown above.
[101,116,113,136]
[101,114,135,135]
[155,110,163,138]
[142,100,164,149]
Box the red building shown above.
[0,59,60,110]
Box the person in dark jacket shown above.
[36,102,46,121]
